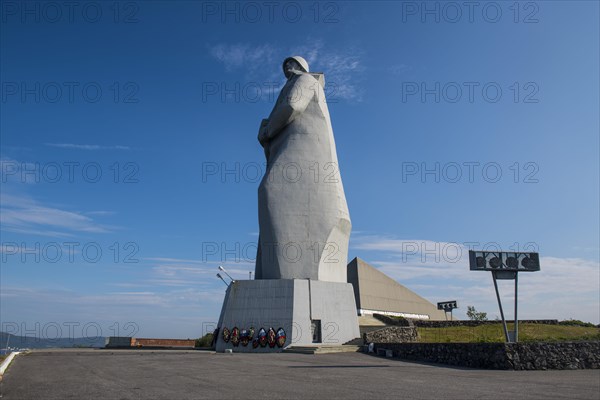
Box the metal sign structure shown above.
[468,250,541,343]
[437,301,458,321]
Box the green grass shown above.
[417,323,600,343]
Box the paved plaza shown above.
[1,349,599,399]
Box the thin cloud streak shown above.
[45,143,130,150]
[208,40,365,101]
[1,192,115,235]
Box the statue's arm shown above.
[258,119,269,147]
[264,74,315,140]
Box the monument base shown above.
[215,279,360,352]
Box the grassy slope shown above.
[417,323,600,343]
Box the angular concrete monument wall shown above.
[347,257,447,320]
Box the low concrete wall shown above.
[364,327,418,344]
[374,343,509,369]
[0,352,21,375]
[371,314,558,328]
[373,342,600,370]
[105,336,132,348]
[372,314,413,327]
[506,342,600,370]
[131,338,195,348]
[413,320,559,328]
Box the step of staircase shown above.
[282,345,363,354]
[343,337,364,346]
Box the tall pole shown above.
[514,272,519,343]
[216,273,229,287]
[492,272,510,342]
[218,266,235,283]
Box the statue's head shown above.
[283,56,309,79]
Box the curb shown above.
[0,352,21,376]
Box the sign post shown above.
[437,301,458,321]
[514,272,519,342]
[491,270,510,342]
[468,250,540,343]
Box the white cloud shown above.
[0,283,225,338]
[151,261,253,283]
[1,158,40,184]
[210,43,278,71]
[45,143,130,150]
[292,40,365,101]
[143,257,205,264]
[389,63,411,75]
[85,211,116,216]
[208,40,365,101]
[0,285,227,338]
[1,192,114,235]
[350,234,600,323]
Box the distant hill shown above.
[0,332,105,350]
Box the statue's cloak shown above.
[255,72,351,282]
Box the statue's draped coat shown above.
[255,71,351,282]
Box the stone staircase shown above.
[343,337,364,346]
[282,314,396,354]
[282,344,363,354]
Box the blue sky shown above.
[1,1,598,339]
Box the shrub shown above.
[466,306,488,321]
[558,319,596,328]
[195,333,214,348]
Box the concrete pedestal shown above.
[216,279,360,352]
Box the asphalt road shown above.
[1,349,599,399]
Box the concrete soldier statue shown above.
[216,57,360,352]
[255,56,351,283]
